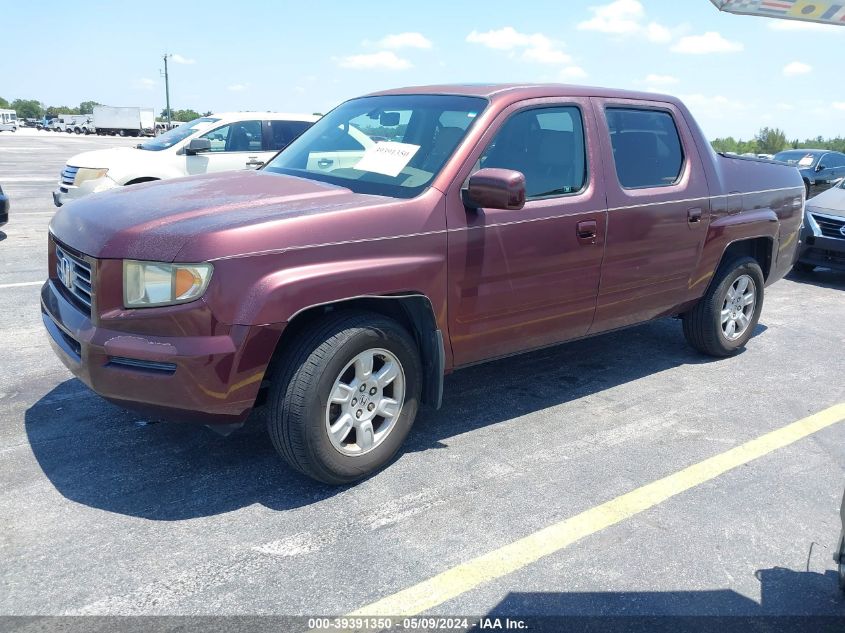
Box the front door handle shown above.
[688,207,702,224]
[246,156,265,168]
[317,158,334,169]
[576,220,598,245]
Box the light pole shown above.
[161,53,172,125]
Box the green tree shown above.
[754,127,788,154]
[79,100,101,115]
[45,105,80,117]
[11,98,43,119]
[161,108,202,122]
[0,96,9,109]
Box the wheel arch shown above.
[717,236,774,281]
[263,294,445,410]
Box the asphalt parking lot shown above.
[1,130,844,626]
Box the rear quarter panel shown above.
[686,152,804,300]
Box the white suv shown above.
[53,112,319,206]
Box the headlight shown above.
[74,167,109,185]
[123,260,213,308]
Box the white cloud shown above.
[681,94,750,115]
[337,51,411,70]
[171,54,195,65]
[644,73,678,85]
[227,83,248,92]
[783,61,812,76]
[578,1,677,45]
[768,20,841,33]
[645,22,672,43]
[466,26,551,50]
[370,32,432,49]
[559,66,588,80]
[578,0,644,34]
[776,102,795,111]
[834,102,845,111]
[466,27,575,66]
[522,47,572,65]
[671,32,743,54]
[133,78,155,90]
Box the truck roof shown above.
[368,83,682,105]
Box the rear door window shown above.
[266,120,313,151]
[606,108,684,189]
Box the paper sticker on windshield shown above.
[798,155,815,167]
[354,141,420,177]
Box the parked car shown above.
[0,184,9,227]
[773,149,845,197]
[42,84,803,484]
[53,112,319,207]
[793,178,845,273]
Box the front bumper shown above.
[53,175,119,207]
[41,279,282,426]
[797,234,845,271]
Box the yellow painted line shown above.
[351,403,845,617]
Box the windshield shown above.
[773,150,819,167]
[263,95,487,198]
[138,117,220,151]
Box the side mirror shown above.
[462,168,526,211]
[185,138,212,155]
[816,164,826,172]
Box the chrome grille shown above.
[61,165,79,186]
[55,243,93,313]
[812,213,845,240]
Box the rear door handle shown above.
[317,158,334,168]
[245,156,265,168]
[688,207,702,224]
[576,220,598,245]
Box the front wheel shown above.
[266,311,422,485]
[683,256,764,357]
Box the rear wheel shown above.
[266,311,422,485]
[683,256,764,357]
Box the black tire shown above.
[682,256,765,357]
[118,129,125,137]
[839,537,845,592]
[792,261,815,273]
[266,310,422,485]
[804,180,811,199]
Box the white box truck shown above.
[93,106,156,137]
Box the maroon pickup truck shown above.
[42,84,804,484]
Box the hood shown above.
[49,170,397,261]
[806,184,845,218]
[66,146,146,169]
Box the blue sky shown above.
[1,0,841,140]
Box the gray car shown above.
[794,178,845,273]
[774,149,845,198]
